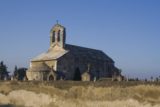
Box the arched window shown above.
[52,31,55,42]
[57,30,60,42]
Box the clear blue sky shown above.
[0,0,160,79]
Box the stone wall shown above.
[56,52,116,81]
[57,53,75,79]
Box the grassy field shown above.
[0,81,160,107]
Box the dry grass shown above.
[0,81,160,107]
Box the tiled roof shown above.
[31,48,68,61]
[65,44,114,62]
[31,44,114,63]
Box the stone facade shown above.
[26,23,121,81]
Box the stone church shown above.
[26,23,121,81]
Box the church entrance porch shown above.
[49,75,54,81]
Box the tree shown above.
[73,68,82,81]
[0,61,9,80]
[155,77,159,82]
[13,65,18,79]
[135,77,139,81]
[150,76,153,82]
[13,67,27,80]
[145,78,148,82]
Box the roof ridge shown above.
[66,44,102,52]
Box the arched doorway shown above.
[73,67,82,81]
[49,75,54,81]
[47,69,57,81]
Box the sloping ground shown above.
[0,81,160,107]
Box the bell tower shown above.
[50,23,66,48]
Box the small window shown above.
[52,31,55,42]
[57,30,60,41]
